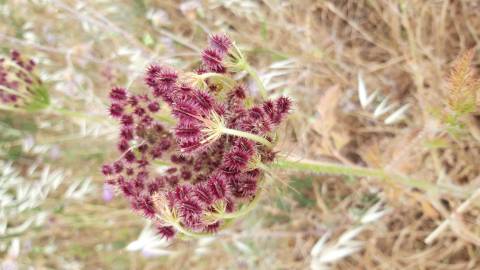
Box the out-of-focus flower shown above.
[1,238,20,270]
[126,222,174,257]
[102,183,115,202]
[103,34,292,239]
[0,50,49,111]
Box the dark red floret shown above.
[134,107,146,116]
[181,170,192,180]
[178,199,202,216]
[119,179,135,197]
[172,185,193,203]
[102,164,113,176]
[171,99,201,121]
[179,139,202,153]
[262,100,276,121]
[209,33,232,55]
[124,151,136,163]
[175,122,201,141]
[208,174,228,200]
[192,90,215,112]
[233,138,255,156]
[223,150,250,171]
[204,221,221,233]
[157,225,176,240]
[113,161,124,173]
[133,195,156,218]
[120,127,134,140]
[148,101,160,112]
[126,168,135,176]
[276,96,292,114]
[121,114,134,126]
[202,48,224,72]
[109,87,127,102]
[118,139,130,152]
[194,183,214,205]
[167,167,178,174]
[109,103,124,118]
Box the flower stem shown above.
[0,102,111,123]
[153,159,175,167]
[230,42,268,99]
[49,107,110,122]
[0,85,30,99]
[169,220,213,239]
[153,113,176,125]
[211,188,263,220]
[272,157,467,196]
[0,104,25,112]
[245,64,268,100]
[199,72,236,90]
[221,127,273,148]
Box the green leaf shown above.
[142,33,155,47]
[26,85,50,111]
[424,138,449,149]
[6,145,22,160]
[260,20,268,41]
[289,177,316,208]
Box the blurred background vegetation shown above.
[2,0,480,269]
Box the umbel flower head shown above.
[0,50,49,111]
[103,34,291,239]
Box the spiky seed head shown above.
[209,33,232,55]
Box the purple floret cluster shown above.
[102,34,291,239]
[0,50,37,105]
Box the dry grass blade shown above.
[447,49,478,115]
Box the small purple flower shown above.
[103,183,115,202]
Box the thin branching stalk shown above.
[0,104,111,123]
[221,127,273,148]
[229,42,268,99]
[244,64,268,100]
[272,157,468,197]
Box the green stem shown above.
[0,85,30,99]
[211,188,263,220]
[169,220,212,239]
[153,113,176,125]
[245,64,268,100]
[0,103,110,123]
[0,104,25,112]
[273,158,386,178]
[199,73,236,88]
[49,107,110,122]
[272,157,466,196]
[221,127,273,148]
[153,159,175,167]
[230,42,267,99]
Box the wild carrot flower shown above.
[103,34,291,239]
[0,50,49,110]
